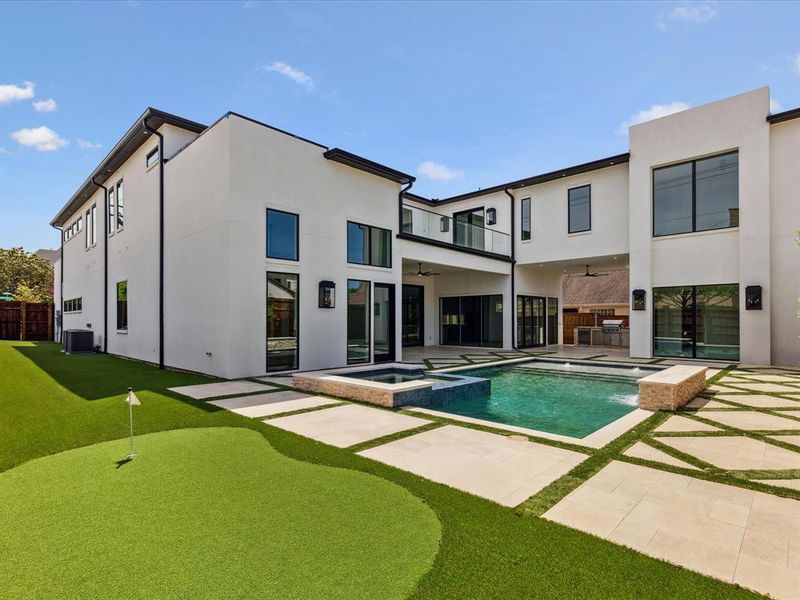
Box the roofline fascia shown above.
[767,107,800,124]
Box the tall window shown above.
[521,197,531,240]
[266,209,299,260]
[547,297,559,345]
[116,281,128,330]
[568,185,591,233]
[347,279,370,364]
[267,272,299,371]
[116,180,124,230]
[347,222,391,268]
[90,204,97,246]
[653,151,738,237]
[108,187,116,235]
[653,284,739,360]
[146,146,160,169]
[85,209,92,249]
[454,207,485,250]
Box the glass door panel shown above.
[402,285,423,347]
[267,272,298,371]
[459,296,481,346]
[653,286,694,358]
[440,297,461,345]
[481,294,503,348]
[547,297,559,345]
[347,279,370,364]
[374,283,395,363]
[517,296,545,348]
[695,284,739,360]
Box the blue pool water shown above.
[433,364,641,439]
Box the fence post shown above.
[20,302,26,341]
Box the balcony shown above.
[400,204,511,258]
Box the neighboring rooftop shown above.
[563,270,629,307]
[34,249,59,268]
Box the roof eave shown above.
[323,148,415,185]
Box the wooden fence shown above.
[0,301,53,341]
[562,312,629,345]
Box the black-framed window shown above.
[347,221,391,268]
[116,179,124,230]
[568,185,591,233]
[116,281,128,330]
[653,284,739,360]
[267,272,299,371]
[653,151,738,237]
[64,297,82,313]
[440,294,503,348]
[453,207,485,250]
[108,186,115,235]
[521,197,531,241]
[347,279,371,364]
[90,204,97,246]
[146,146,160,169]
[401,207,413,234]
[85,208,92,249]
[266,209,299,261]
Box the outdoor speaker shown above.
[632,289,646,311]
[745,285,762,310]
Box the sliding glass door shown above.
[547,297,559,345]
[453,207,485,250]
[439,294,502,347]
[401,285,424,347]
[347,279,371,364]
[373,283,395,363]
[653,284,739,360]
[516,295,545,348]
[267,272,298,371]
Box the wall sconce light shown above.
[440,217,449,233]
[318,280,335,308]
[745,285,762,310]
[486,208,497,225]
[632,289,646,311]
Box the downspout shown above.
[91,176,109,353]
[504,188,517,350]
[398,179,414,233]
[50,224,63,344]
[143,116,165,369]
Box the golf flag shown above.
[127,388,140,406]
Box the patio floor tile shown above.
[769,434,800,447]
[623,442,700,470]
[699,410,800,431]
[714,394,800,408]
[359,425,586,507]
[658,436,800,470]
[684,397,730,409]
[543,461,800,600]
[753,479,800,491]
[168,380,273,399]
[654,415,720,432]
[208,391,339,418]
[267,404,430,448]
[732,382,800,393]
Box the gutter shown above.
[143,116,165,370]
[398,180,414,235]
[504,188,517,350]
[91,176,109,353]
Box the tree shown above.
[0,247,54,303]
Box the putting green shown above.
[0,427,440,599]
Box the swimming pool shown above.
[432,362,646,439]
[343,368,451,385]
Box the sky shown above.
[1,0,798,251]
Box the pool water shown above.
[434,364,640,439]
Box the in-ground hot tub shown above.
[292,364,489,408]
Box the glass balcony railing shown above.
[401,204,511,256]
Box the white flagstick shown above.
[126,387,140,459]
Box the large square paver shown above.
[700,411,800,431]
[267,404,430,448]
[658,436,800,470]
[168,380,272,400]
[543,461,800,600]
[359,425,587,507]
[623,442,699,470]
[655,415,720,432]
[715,394,800,408]
[208,391,339,418]
[733,382,800,393]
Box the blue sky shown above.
[1,1,798,251]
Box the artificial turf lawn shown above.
[0,427,440,599]
[1,341,762,599]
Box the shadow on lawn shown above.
[13,342,221,412]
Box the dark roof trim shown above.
[51,107,206,226]
[427,152,631,205]
[396,232,512,262]
[403,191,437,206]
[227,112,329,150]
[324,148,415,185]
[767,107,800,124]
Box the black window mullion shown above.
[691,285,697,358]
[691,161,697,233]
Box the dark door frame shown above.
[516,294,546,348]
[374,282,396,363]
[453,206,485,249]
[401,284,425,347]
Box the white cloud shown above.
[263,61,315,89]
[10,126,69,151]
[769,99,783,114]
[0,81,35,105]
[616,102,691,135]
[657,1,717,30]
[32,98,57,112]
[77,139,102,150]
[417,160,464,182]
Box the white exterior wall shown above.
[769,118,800,366]
[629,88,773,365]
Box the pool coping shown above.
[407,406,653,449]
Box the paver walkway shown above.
[208,391,339,418]
[543,461,800,600]
[168,380,273,399]
[359,425,587,506]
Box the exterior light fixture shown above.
[745,285,762,310]
[632,289,646,311]
[486,208,497,225]
[319,280,335,308]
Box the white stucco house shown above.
[51,87,799,378]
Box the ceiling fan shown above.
[415,262,440,277]
[579,264,609,277]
